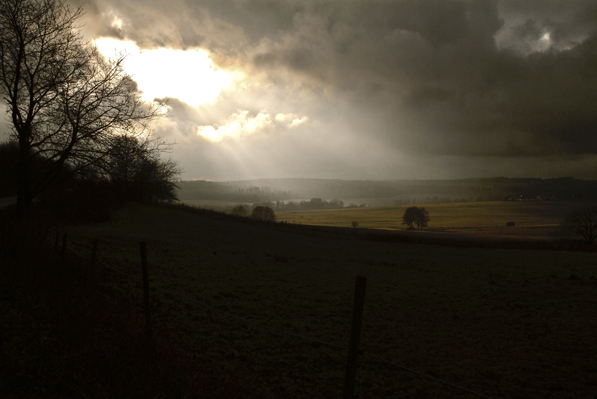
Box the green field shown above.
[277,201,593,241]
[60,203,597,399]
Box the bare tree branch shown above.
[0,0,165,217]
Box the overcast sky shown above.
[4,0,597,181]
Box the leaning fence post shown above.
[140,241,153,352]
[343,275,367,399]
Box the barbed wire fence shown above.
[60,232,494,399]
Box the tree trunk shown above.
[16,134,31,219]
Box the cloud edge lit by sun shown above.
[93,38,235,107]
[197,110,309,142]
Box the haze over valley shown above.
[177,177,597,208]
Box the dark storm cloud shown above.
[497,0,597,50]
[74,0,597,179]
[271,0,597,159]
[72,0,242,49]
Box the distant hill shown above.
[176,177,597,207]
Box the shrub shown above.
[251,206,276,222]
[230,205,248,216]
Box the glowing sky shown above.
[3,0,596,181]
[94,38,234,107]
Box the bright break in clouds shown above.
[79,0,597,181]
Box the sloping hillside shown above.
[63,204,597,399]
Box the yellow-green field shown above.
[277,201,592,240]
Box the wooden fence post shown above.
[60,233,67,264]
[343,275,367,399]
[54,231,60,253]
[140,241,153,351]
[90,239,98,281]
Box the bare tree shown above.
[0,0,163,217]
[98,134,181,202]
[562,206,597,246]
[136,156,182,203]
[101,134,151,185]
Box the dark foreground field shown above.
[47,203,596,399]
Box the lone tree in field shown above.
[402,206,430,230]
[0,0,163,217]
[251,206,276,222]
[562,206,597,246]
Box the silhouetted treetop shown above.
[562,206,597,246]
[0,0,164,216]
[251,206,276,222]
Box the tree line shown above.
[0,0,180,219]
[176,181,296,204]
[235,198,346,213]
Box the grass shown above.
[0,207,258,399]
[56,202,597,399]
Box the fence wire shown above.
[66,245,141,281]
